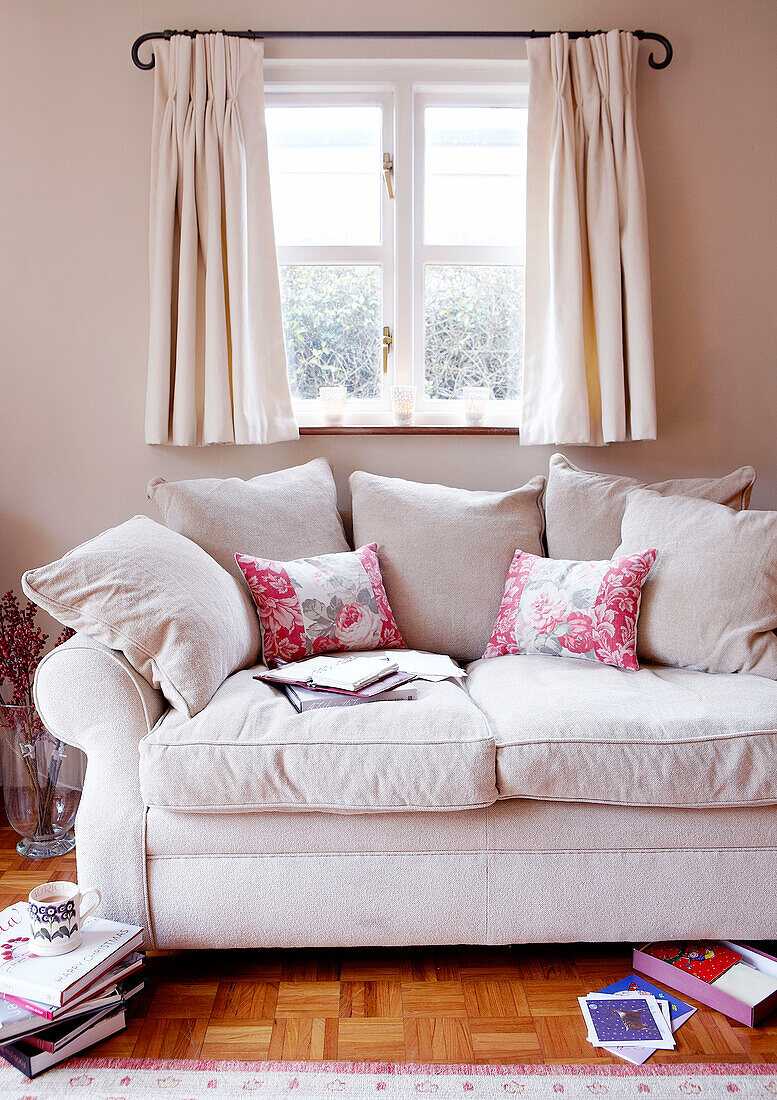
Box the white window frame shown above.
[264,60,528,427]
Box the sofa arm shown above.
[34,633,167,754]
[34,634,168,936]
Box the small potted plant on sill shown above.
[0,591,84,859]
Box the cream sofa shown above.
[28,456,777,949]
[34,633,777,949]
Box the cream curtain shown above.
[146,34,298,445]
[521,31,656,446]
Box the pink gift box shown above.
[633,941,777,1027]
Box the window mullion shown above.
[411,86,426,400]
[277,246,389,265]
[380,89,396,404]
[393,78,414,389]
[417,245,526,266]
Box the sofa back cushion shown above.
[616,489,777,678]
[22,516,260,718]
[544,453,756,560]
[350,471,546,661]
[148,458,349,582]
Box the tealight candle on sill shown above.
[391,385,417,426]
[318,386,348,426]
[462,386,490,426]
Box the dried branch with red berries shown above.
[0,591,73,708]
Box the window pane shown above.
[424,265,523,400]
[266,106,382,246]
[424,106,526,246]
[281,266,382,400]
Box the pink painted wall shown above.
[2,0,776,602]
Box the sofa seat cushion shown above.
[140,669,497,813]
[466,654,777,808]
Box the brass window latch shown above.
[382,326,393,375]
[383,153,394,200]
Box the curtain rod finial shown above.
[635,30,673,69]
[131,31,159,69]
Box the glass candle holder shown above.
[391,385,417,426]
[318,386,347,426]
[462,386,490,426]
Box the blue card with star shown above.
[579,995,674,1047]
[597,975,696,1029]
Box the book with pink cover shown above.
[0,950,145,1020]
[0,902,142,1007]
[283,682,418,712]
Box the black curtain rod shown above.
[131,29,673,71]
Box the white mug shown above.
[28,881,101,956]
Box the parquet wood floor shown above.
[0,829,774,1065]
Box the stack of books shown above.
[255,650,466,712]
[0,901,144,1078]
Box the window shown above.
[265,100,392,407]
[265,63,527,426]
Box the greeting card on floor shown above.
[587,994,674,1065]
[597,974,696,1029]
[579,995,675,1048]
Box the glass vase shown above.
[0,705,84,859]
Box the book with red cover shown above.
[643,942,742,983]
[25,973,144,1052]
[0,1006,126,1078]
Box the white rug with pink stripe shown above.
[0,1060,775,1099]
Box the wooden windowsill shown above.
[298,425,519,436]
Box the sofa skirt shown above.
[143,800,777,949]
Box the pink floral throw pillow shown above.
[235,543,405,664]
[483,549,657,671]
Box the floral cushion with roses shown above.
[236,543,405,665]
[484,549,657,671]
